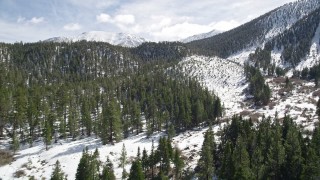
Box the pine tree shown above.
[101,164,116,180]
[232,135,253,180]
[128,160,144,180]
[197,128,215,180]
[266,124,285,179]
[141,148,148,177]
[167,124,175,141]
[102,98,122,144]
[301,146,320,179]
[173,148,184,179]
[12,132,20,153]
[150,140,155,179]
[283,125,303,179]
[76,149,90,180]
[51,160,66,180]
[44,118,52,151]
[316,99,320,120]
[219,140,234,179]
[119,143,127,180]
[131,100,142,135]
[102,157,116,180]
[137,146,141,160]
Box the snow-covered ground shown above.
[178,55,319,131]
[178,55,247,116]
[0,123,226,180]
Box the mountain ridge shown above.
[44,31,146,47]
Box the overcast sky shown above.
[0,0,296,43]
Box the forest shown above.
[0,41,222,153]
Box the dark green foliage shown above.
[101,157,116,180]
[249,47,271,71]
[196,127,215,180]
[128,160,144,180]
[173,148,184,179]
[244,64,271,105]
[75,148,100,180]
[51,160,66,180]
[0,39,222,145]
[197,115,320,180]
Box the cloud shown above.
[97,13,136,25]
[63,23,81,31]
[29,17,45,24]
[96,13,111,23]
[114,14,135,25]
[151,22,215,41]
[17,16,45,25]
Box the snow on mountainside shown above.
[261,0,320,40]
[181,30,221,43]
[178,56,319,131]
[0,123,225,179]
[178,55,247,115]
[45,31,146,47]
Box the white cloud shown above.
[16,16,45,25]
[17,16,26,23]
[96,13,111,23]
[96,13,135,26]
[114,14,135,25]
[63,23,81,31]
[151,22,215,41]
[29,17,45,24]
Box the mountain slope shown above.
[187,0,320,58]
[181,30,221,43]
[44,31,146,47]
[177,55,246,115]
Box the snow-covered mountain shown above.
[187,0,320,58]
[45,31,146,47]
[181,30,221,43]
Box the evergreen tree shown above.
[51,160,66,180]
[317,99,320,120]
[173,148,184,179]
[44,118,52,151]
[101,157,116,180]
[301,146,320,179]
[167,124,176,140]
[197,127,215,180]
[128,160,145,180]
[232,135,253,180]
[119,143,127,180]
[101,165,116,180]
[141,148,148,177]
[76,149,90,180]
[219,140,234,179]
[101,98,122,144]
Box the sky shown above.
[0,0,296,43]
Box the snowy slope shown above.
[44,31,146,47]
[181,30,221,43]
[178,55,247,115]
[0,123,227,180]
[177,55,319,131]
[262,0,320,40]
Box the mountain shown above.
[187,0,320,59]
[44,31,146,47]
[181,30,221,43]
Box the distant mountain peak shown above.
[181,30,222,43]
[44,31,146,47]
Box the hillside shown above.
[187,0,320,59]
[1,0,320,179]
